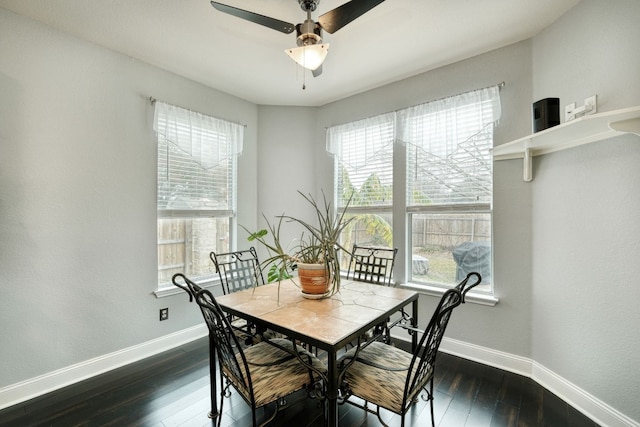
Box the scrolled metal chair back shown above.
[455,271,482,301]
[210,247,265,294]
[193,286,255,402]
[171,273,221,418]
[172,272,203,302]
[404,272,482,409]
[347,244,398,286]
[403,288,462,405]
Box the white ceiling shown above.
[0,0,580,106]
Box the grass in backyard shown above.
[412,249,457,285]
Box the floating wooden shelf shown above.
[493,106,640,181]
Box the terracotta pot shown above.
[297,263,329,295]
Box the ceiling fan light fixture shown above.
[285,43,329,71]
[211,0,387,77]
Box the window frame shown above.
[329,114,396,268]
[153,102,242,296]
[329,86,500,304]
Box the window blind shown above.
[154,102,243,214]
[327,112,395,208]
[399,86,500,208]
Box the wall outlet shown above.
[565,95,597,122]
[584,95,597,115]
[159,308,169,321]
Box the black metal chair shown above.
[210,247,270,344]
[189,275,327,427]
[210,247,266,294]
[171,273,220,419]
[337,272,482,427]
[346,244,407,343]
[347,244,397,286]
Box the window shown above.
[328,86,500,293]
[154,102,243,287]
[327,113,395,267]
[401,86,499,292]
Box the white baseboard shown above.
[439,336,533,377]
[531,360,640,427]
[3,329,638,427]
[0,324,207,411]
[437,337,640,427]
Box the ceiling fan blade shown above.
[312,64,323,77]
[210,1,295,34]
[317,0,386,34]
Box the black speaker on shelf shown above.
[532,98,560,133]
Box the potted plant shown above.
[244,190,353,298]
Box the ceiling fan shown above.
[210,0,386,77]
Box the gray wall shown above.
[0,8,259,386]
[254,106,319,247]
[1,0,639,423]
[315,39,536,357]
[530,0,640,419]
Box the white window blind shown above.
[327,112,395,207]
[399,86,501,208]
[154,102,243,215]
[153,101,243,287]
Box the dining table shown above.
[215,277,419,427]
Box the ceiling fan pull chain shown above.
[303,67,307,90]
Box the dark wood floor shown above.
[0,337,599,427]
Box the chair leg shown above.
[322,395,328,427]
[208,338,219,419]
[375,405,391,427]
[214,389,225,427]
[256,401,280,427]
[214,379,234,426]
[429,380,435,427]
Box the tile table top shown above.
[216,278,418,348]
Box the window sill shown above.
[155,277,499,306]
[154,278,220,298]
[401,282,499,306]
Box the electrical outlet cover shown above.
[585,95,597,115]
[565,102,576,122]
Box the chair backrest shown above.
[404,272,482,406]
[454,271,482,302]
[173,273,218,331]
[210,247,266,294]
[172,272,204,302]
[190,280,255,402]
[347,244,398,286]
